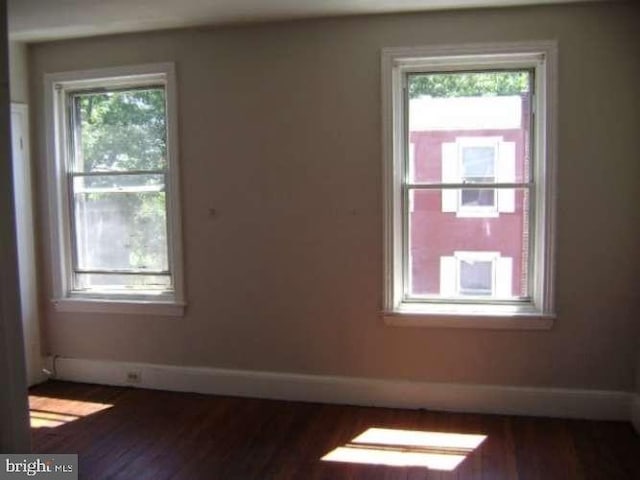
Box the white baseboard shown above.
[632,395,640,434]
[48,356,632,422]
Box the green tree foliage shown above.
[409,71,530,99]
[77,88,166,171]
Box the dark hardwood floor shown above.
[30,381,640,480]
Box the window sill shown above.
[383,305,555,330]
[52,298,185,316]
[455,210,500,218]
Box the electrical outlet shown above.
[126,371,142,384]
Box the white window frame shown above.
[381,42,557,329]
[45,63,185,316]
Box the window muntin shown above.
[383,43,557,320]
[46,64,184,312]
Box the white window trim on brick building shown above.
[381,41,558,329]
[439,251,512,298]
[441,136,516,217]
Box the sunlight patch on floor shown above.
[29,395,113,429]
[322,427,486,471]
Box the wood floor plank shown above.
[29,381,640,480]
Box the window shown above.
[382,43,557,327]
[439,251,512,298]
[440,136,516,217]
[459,258,493,296]
[45,64,184,315]
[460,145,496,210]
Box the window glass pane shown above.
[72,88,166,172]
[75,273,171,292]
[462,147,495,178]
[407,71,530,184]
[460,188,494,207]
[459,260,492,295]
[407,189,529,299]
[73,174,168,273]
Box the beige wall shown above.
[29,2,640,391]
[8,41,27,103]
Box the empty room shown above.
[1,0,640,478]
